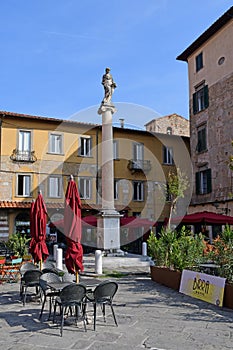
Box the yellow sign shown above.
[179,270,226,307]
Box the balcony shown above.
[10,149,37,163]
[128,159,151,173]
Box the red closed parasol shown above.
[29,191,49,268]
[64,176,83,282]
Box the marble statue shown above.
[101,67,117,104]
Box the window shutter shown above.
[204,85,209,109]
[78,137,81,156]
[89,137,92,156]
[193,92,198,114]
[203,128,207,150]
[196,172,200,195]
[206,168,212,193]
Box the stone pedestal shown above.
[97,213,121,250]
[97,102,121,250]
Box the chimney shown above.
[119,118,125,128]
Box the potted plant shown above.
[205,225,233,309]
[147,227,206,290]
[6,233,30,258]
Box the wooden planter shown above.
[223,283,233,309]
[150,266,233,310]
[150,265,181,291]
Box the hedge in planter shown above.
[147,227,206,272]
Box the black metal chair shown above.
[20,262,39,295]
[21,270,42,306]
[85,280,118,330]
[53,284,87,336]
[39,272,61,320]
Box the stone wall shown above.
[190,72,233,208]
[145,113,190,137]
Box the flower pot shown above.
[150,265,181,291]
[223,283,233,309]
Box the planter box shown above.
[150,265,181,291]
[151,266,233,310]
[223,283,233,309]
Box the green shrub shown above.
[147,227,206,271]
[6,233,30,258]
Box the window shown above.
[113,140,119,159]
[17,130,32,161]
[196,169,212,195]
[193,85,209,114]
[133,142,144,161]
[114,179,119,200]
[19,130,31,152]
[167,127,172,135]
[196,52,203,72]
[17,174,31,196]
[49,133,63,154]
[79,178,91,199]
[78,137,92,157]
[48,176,62,198]
[133,181,144,201]
[163,146,174,165]
[197,125,207,153]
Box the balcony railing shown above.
[128,159,151,173]
[10,149,37,163]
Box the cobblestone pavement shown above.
[0,274,233,350]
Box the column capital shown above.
[98,102,117,115]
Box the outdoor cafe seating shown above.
[15,262,119,335]
[85,280,118,330]
[20,262,40,295]
[53,283,87,336]
[0,257,23,283]
[21,269,42,306]
[39,272,62,321]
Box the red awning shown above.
[172,211,233,225]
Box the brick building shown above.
[145,113,190,137]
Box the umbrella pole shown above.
[75,265,79,283]
[39,259,43,271]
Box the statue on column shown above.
[101,67,117,104]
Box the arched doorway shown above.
[15,212,30,237]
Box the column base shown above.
[97,212,121,250]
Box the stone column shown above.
[97,103,121,251]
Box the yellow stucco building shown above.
[0,110,190,252]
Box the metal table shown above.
[47,278,101,292]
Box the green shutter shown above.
[204,85,209,109]
[196,172,200,195]
[193,92,198,114]
[206,168,212,193]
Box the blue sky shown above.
[0,1,231,128]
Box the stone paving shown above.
[1,271,233,350]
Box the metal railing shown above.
[10,149,37,163]
[128,159,151,173]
